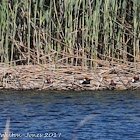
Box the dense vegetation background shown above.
[0,0,140,67]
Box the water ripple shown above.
[0,90,140,140]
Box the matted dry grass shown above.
[0,61,140,91]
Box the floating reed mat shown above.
[0,62,140,91]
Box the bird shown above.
[109,80,116,90]
[82,77,90,84]
[44,78,51,84]
[3,72,12,79]
[109,80,116,86]
[132,75,140,83]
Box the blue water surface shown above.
[0,90,140,140]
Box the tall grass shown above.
[0,0,139,67]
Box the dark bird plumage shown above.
[44,78,51,84]
[109,80,116,90]
[110,80,116,86]
[82,77,90,84]
[132,75,140,83]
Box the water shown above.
[0,90,140,140]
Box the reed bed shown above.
[0,0,140,91]
[0,0,139,67]
[0,61,140,90]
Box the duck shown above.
[82,77,90,84]
[44,78,51,84]
[109,80,116,90]
[109,80,116,86]
[3,72,12,79]
[132,75,140,83]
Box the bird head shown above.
[85,77,90,81]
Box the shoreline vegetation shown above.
[0,0,140,91]
[0,62,140,91]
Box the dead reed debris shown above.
[0,63,140,91]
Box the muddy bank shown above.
[0,62,140,91]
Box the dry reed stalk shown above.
[0,0,139,91]
[0,0,139,67]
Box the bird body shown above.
[78,77,90,84]
[82,77,90,84]
[110,80,116,86]
[3,72,12,79]
[109,80,116,90]
[132,75,140,83]
[79,80,84,84]
[44,78,51,84]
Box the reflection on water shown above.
[0,90,140,140]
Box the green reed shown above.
[0,0,139,67]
